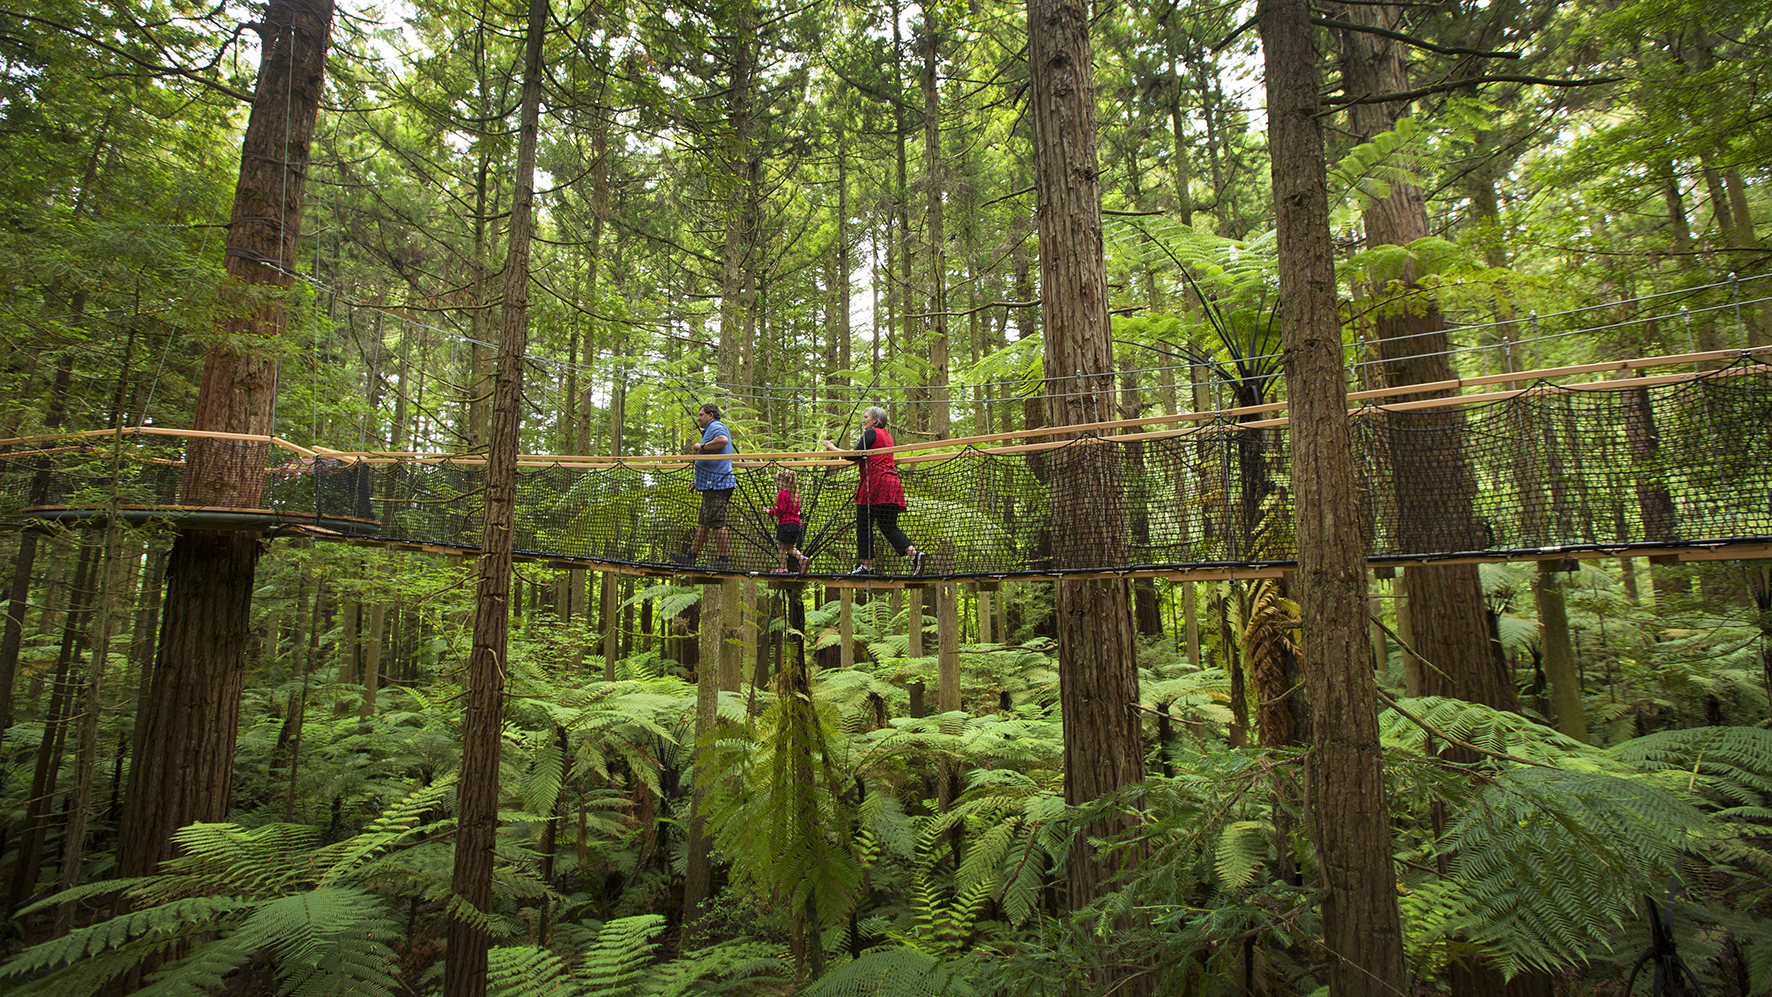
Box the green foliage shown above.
[1428,767,1710,977]
[709,657,863,930]
[0,780,478,997]
[800,948,976,997]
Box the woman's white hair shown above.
[864,405,889,429]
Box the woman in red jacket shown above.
[821,406,925,575]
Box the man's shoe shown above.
[710,557,732,571]
[846,565,874,576]
[671,550,693,566]
[909,550,926,575]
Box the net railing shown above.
[3,358,1769,577]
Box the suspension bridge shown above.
[4,345,1769,587]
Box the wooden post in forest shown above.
[839,589,855,669]
[1260,0,1408,993]
[1535,562,1588,743]
[936,582,961,810]
[442,0,544,991]
[117,0,334,883]
[683,578,723,936]
[906,588,924,658]
[717,580,742,691]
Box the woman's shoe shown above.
[797,554,811,574]
[909,550,926,575]
[846,565,874,576]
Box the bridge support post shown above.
[839,588,854,669]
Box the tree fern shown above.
[1379,695,1595,764]
[577,915,665,997]
[639,939,789,995]
[486,945,577,997]
[1429,766,1713,977]
[1607,726,1772,809]
[799,949,976,997]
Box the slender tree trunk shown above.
[9,544,94,913]
[0,361,77,746]
[443,0,543,989]
[117,0,333,882]
[1264,2,1409,994]
[53,521,129,936]
[361,596,385,725]
[717,2,757,389]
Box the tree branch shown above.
[2,7,257,103]
[1325,73,1623,107]
[1313,16,1521,59]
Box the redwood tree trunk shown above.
[1336,1,1508,717]
[1262,2,1409,994]
[1028,1,1147,993]
[116,0,334,880]
[443,0,544,990]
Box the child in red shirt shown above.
[770,468,811,573]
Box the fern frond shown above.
[579,914,666,997]
[250,888,401,997]
[1440,767,1710,976]
[1212,821,1273,891]
[1608,726,1772,809]
[0,895,250,982]
[799,949,976,997]
[640,940,790,996]
[487,946,577,997]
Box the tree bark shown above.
[442,0,543,989]
[117,0,333,882]
[1027,3,1147,993]
[1334,2,1509,717]
[922,8,951,440]
[1262,3,1409,996]
[717,1,757,388]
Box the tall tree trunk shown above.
[936,581,961,810]
[443,0,543,989]
[1336,1,1509,715]
[718,2,757,389]
[117,0,333,881]
[922,9,951,440]
[1261,4,1409,995]
[1027,3,1147,995]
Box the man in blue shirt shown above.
[677,402,736,569]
